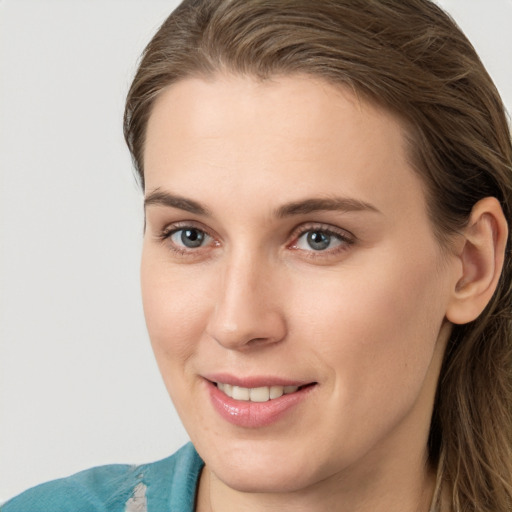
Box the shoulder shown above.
[1,443,203,512]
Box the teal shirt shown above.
[2,443,204,512]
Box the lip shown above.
[204,375,317,428]
[203,373,309,388]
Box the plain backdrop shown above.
[1,0,511,503]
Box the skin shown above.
[141,74,463,512]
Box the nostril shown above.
[247,337,270,345]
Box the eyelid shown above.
[157,221,220,255]
[286,222,356,260]
[159,220,214,239]
[289,222,355,245]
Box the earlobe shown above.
[446,197,508,325]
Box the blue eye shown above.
[170,228,210,248]
[296,229,344,251]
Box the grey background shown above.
[1,0,511,502]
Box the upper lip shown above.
[203,373,316,388]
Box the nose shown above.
[205,251,287,350]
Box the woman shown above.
[4,0,511,511]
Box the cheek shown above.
[290,248,448,393]
[281,250,449,466]
[140,248,212,365]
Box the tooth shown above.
[269,386,284,399]
[250,387,270,402]
[232,386,250,401]
[217,383,301,401]
[224,384,233,397]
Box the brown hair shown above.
[124,1,512,510]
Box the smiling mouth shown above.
[214,382,316,402]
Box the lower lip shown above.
[206,380,316,428]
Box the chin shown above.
[217,463,318,494]
[196,436,330,494]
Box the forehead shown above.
[146,74,402,160]
[144,74,428,223]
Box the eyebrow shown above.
[144,190,210,216]
[274,197,381,217]
[144,189,380,217]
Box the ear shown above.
[446,197,508,325]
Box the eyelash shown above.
[157,222,217,257]
[156,222,355,259]
[288,223,355,259]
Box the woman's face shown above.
[141,75,457,493]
